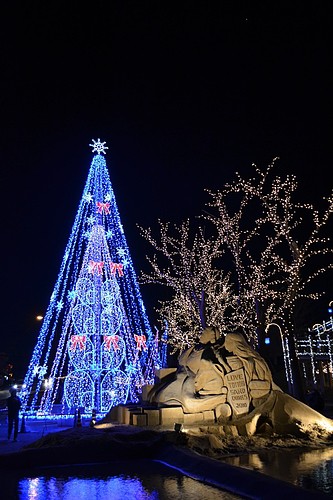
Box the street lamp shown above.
[265,322,293,394]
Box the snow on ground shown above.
[2,421,331,469]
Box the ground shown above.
[0,416,331,499]
[1,418,333,467]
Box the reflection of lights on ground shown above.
[94,423,114,429]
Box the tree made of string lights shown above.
[21,139,162,416]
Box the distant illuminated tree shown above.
[21,140,158,416]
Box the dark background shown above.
[0,2,331,377]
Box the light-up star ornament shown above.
[84,192,93,203]
[89,138,108,155]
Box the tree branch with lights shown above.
[139,159,333,398]
[205,160,333,342]
[138,219,241,353]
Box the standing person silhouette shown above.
[7,387,21,441]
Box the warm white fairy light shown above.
[140,159,333,392]
[204,159,333,364]
[138,219,242,353]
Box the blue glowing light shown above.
[21,143,161,416]
[264,337,271,345]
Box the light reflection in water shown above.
[23,475,158,499]
[8,460,241,500]
[222,446,333,496]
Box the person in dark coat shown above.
[7,387,21,441]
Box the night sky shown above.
[0,3,331,377]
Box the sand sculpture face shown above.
[199,327,220,345]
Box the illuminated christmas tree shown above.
[21,139,160,416]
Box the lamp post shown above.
[265,322,293,395]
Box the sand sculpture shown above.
[147,328,333,436]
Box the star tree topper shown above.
[89,138,108,155]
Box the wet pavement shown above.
[0,413,73,455]
[0,412,330,498]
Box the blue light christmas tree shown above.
[21,140,161,416]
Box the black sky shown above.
[0,2,332,376]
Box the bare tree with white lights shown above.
[205,162,332,326]
[205,159,333,397]
[139,159,333,398]
[138,219,245,353]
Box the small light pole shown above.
[265,322,293,394]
